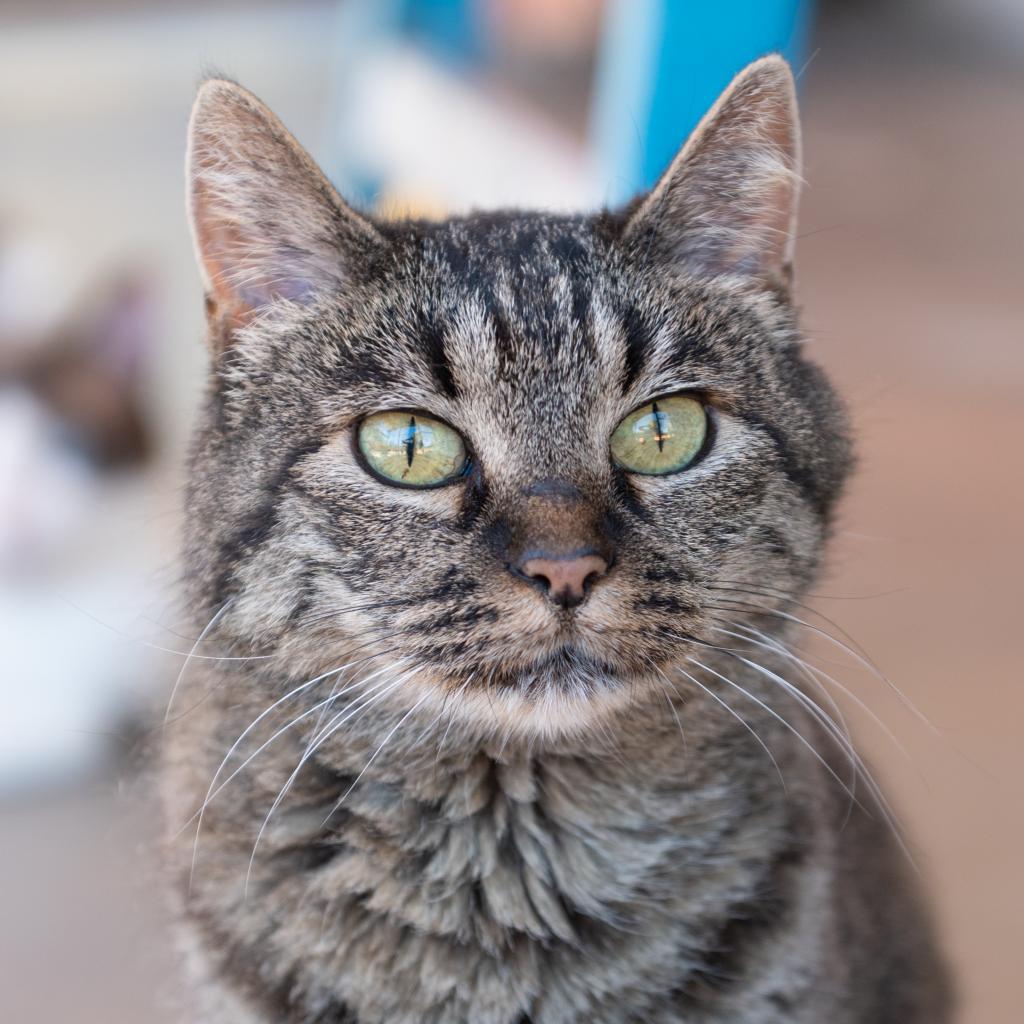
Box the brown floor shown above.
[796,58,1024,1024]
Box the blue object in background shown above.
[395,0,483,67]
[328,0,811,210]
[326,0,484,206]
[591,0,812,205]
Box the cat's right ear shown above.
[187,79,382,354]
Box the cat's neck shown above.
[171,661,820,1022]
[249,675,804,934]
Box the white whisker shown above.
[165,601,233,723]
[322,689,432,824]
[711,619,862,818]
[435,675,474,763]
[243,668,417,897]
[694,647,913,865]
[183,648,406,893]
[671,661,787,790]
[717,621,912,766]
[709,592,937,733]
[640,656,687,754]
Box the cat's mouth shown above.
[489,643,624,693]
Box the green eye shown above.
[357,410,468,488]
[610,394,708,475]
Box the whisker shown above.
[435,675,474,763]
[322,689,432,825]
[671,661,787,790]
[296,632,409,762]
[196,656,409,829]
[185,666,347,892]
[295,596,413,629]
[61,592,277,664]
[711,619,861,818]
[165,601,233,723]
[712,622,922,849]
[162,623,401,733]
[182,655,409,839]
[243,668,417,897]
[182,645,406,891]
[716,621,912,766]
[709,623,858,761]
[660,682,688,755]
[66,585,417,668]
[640,656,687,755]
[685,653,860,805]
[694,645,913,863]
[710,579,909,603]
[414,687,454,749]
[706,593,937,733]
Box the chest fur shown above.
[176,699,804,1024]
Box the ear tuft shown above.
[187,79,381,352]
[624,56,802,291]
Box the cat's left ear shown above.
[623,56,801,292]
[187,79,383,352]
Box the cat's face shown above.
[184,59,850,738]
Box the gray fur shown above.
[162,58,951,1023]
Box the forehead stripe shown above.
[620,305,650,391]
[419,314,459,399]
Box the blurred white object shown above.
[1,580,131,790]
[0,388,95,573]
[0,227,161,793]
[0,469,164,793]
[334,43,606,213]
[0,230,77,342]
[0,386,162,794]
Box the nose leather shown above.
[502,476,615,609]
[517,552,609,609]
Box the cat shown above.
[161,57,952,1023]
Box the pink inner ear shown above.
[191,182,353,343]
[192,201,257,330]
[186,80,383,350]
[715,143,799,280]
[191,197,317,338]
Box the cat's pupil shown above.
[651,402,669,453]
[404,416,417,468]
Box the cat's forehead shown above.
[332,213,632,476]
[326,209,776,479]
[381,212,625,402]
[368,212,751,417]
[407,210,605,273]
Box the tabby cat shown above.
[162,57,951,1023]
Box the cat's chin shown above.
[397,642,661,743]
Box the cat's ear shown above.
[187,79,382,351]
[623,56,801,292]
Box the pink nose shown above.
[518,553,609,609]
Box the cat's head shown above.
[183,57,851,739]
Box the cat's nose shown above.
[515,551,610,609]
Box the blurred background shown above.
[0,0,1021,1020]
